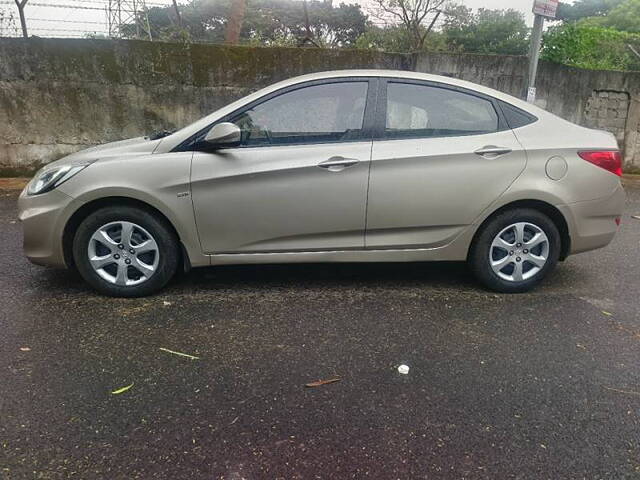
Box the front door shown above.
[366,80,527,249]
[191,79,375,254]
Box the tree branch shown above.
[419,9,441,46]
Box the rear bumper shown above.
[17,187,73,268]
[559,183,625,255]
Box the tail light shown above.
[578,151,622,177]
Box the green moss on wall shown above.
[1,38,639,173]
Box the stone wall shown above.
[583,90,630,144]
[1,37,640,174]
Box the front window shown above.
[230,82,368,147]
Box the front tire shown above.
[469,208,561,293]
[72,206,179,297]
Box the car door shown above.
[365,79,527,249]
[190,78,376,254]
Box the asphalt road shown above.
[1,180,639,479]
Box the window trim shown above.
[373,78,510,141]
[173,77,379,152]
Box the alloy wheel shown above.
[489,222,549,282]
[87,221,160,286]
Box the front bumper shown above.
[18,186,74,268]
[559,182,626,255]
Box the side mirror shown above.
[204,122,241,148]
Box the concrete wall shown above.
[0,38,407,175]
[2,37,640,174]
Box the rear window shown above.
[385,82,500,139]
[499,101,538,129]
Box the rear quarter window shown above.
[498,101,538,129]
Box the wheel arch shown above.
[468,199,571,261]
[62,196,190,271]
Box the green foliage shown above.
[542,23,640,70]
[442,7,529,55]
[122,0,366,47]
[556,0,624,21]
[550,0,640,70]
[356,7,528,55]
[354,25,447,53]
[586,0,640,32]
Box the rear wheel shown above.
[469,208,561,293]
[73,206,179,297]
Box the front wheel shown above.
[73,206,179,297]
[468,208,561,293]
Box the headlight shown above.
[27,163,90,196]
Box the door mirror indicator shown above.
[204,122,241,148]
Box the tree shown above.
[542,23,640,70]
[585,0,640,32]
[0,7,18,37]
[442,8,529,55]
[556,0,624,21]
[367,0,447,51]
[355,25,447,52]
[441,4,473,30]
[13,0,29,38]
[122,0,366,47]
[225,0,247,44]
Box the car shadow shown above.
[171,261,478,293]
[34,259,582,298]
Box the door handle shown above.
[318,156,360,171]
[474,146,513,158]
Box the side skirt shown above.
[209,245,468,266]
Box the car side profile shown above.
[18,70,625,297]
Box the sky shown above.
[0,0,570,39]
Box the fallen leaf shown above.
[603,386,640,396]
[540,444,547,449]
[305,377,341,388]
[159,347,200,360]
[19,347,30,352]
[111,383,134,395]
[602,311,613,317]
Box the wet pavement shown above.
[1,180,639,479]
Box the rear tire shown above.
[73,206,179,297]
[468,208,561,293]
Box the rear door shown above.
[365,79,527,249]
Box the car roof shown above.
[278,69,538,112]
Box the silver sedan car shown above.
[18,70,625,297]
